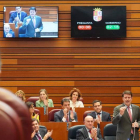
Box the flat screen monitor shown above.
[3,6,58,38]
[71,6,126,38]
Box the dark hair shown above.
[92,100,102,106]
[69,88,82,101]
[122,90,132,97]
[26,101,35,116]
[61,98,70,105]
[29,7,36,11]
[26,101,34,108]
[32,118,39,124]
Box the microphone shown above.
[133,120,137,140]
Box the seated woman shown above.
[15,90,26,102]
[69,88,84,111]
[36,89,54,107]
[26,101,39,122]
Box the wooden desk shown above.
[35,107,61,122]
[40,122,68,140]
[36,107,114,122]
[8,23,22,37]
[36,107,48,122]
[39,122,112,140]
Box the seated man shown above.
[76,115,103,140]
[88,100,111,123]
[9,6,27,23]
[31,118,53,140]
[54,98,78,122]
[4,23,15,38]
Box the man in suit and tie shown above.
[9,6,27,23]
[4,23,15,38]
[88,100,111,124]
[22,7,43,37]
[54,98,78,122]
[31,118,53,140]
[76,115,103,140]
[112,90,140,140]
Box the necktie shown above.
[89,130,94,140]
[18,13,20,20]
[32,17,36,28]
[66,113,69,122]
[128,106,133,134]
[36,133,42,140]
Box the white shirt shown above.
[95,111,102,121]
[70,100,84,111]
[85,127,92,139]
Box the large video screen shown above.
[71,6,126,38]
[3,6,58,38]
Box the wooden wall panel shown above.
[0,0,140,111]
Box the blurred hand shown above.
[132,122,139,128]
[70,110,74,120]
[120,106,126,115]
[14,17,20,22]
[91,128,97,139]
[34,114,39,119]
[35,28,40,32]
[43,99,48,106]
[63,108,68,118]
[6,33,12,37]
[43,130,53,140]
[72,107,75,112]
[26,19,31,25]
[31,130,36,139]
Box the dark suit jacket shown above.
[88,111,111,121]
[54,109,78,122]
[22,15,43,37]
[112,104,140,140]
[76,126,103,140]
[4,30,15,38]
[32,126,53,140]
[9,11,27,23]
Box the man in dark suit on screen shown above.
[31,118,53,140]
[9,6,27,23]
[76,115,103,140]
[88,100,111,124]
[22,7,43,37]
[54,98,78,122]
[4,23,15,38]
[112,90,140,140]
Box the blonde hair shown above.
[39,89,49,101]
[15,90,26,102]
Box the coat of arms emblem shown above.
[93,8,102,22]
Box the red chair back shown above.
[26,96,39,107]
[0,88,32,140]
[0,101,23,140]
[34,108,40,116]
[48,109,61,121]
[83,110,93,121]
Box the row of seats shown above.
[34,107,95,122]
